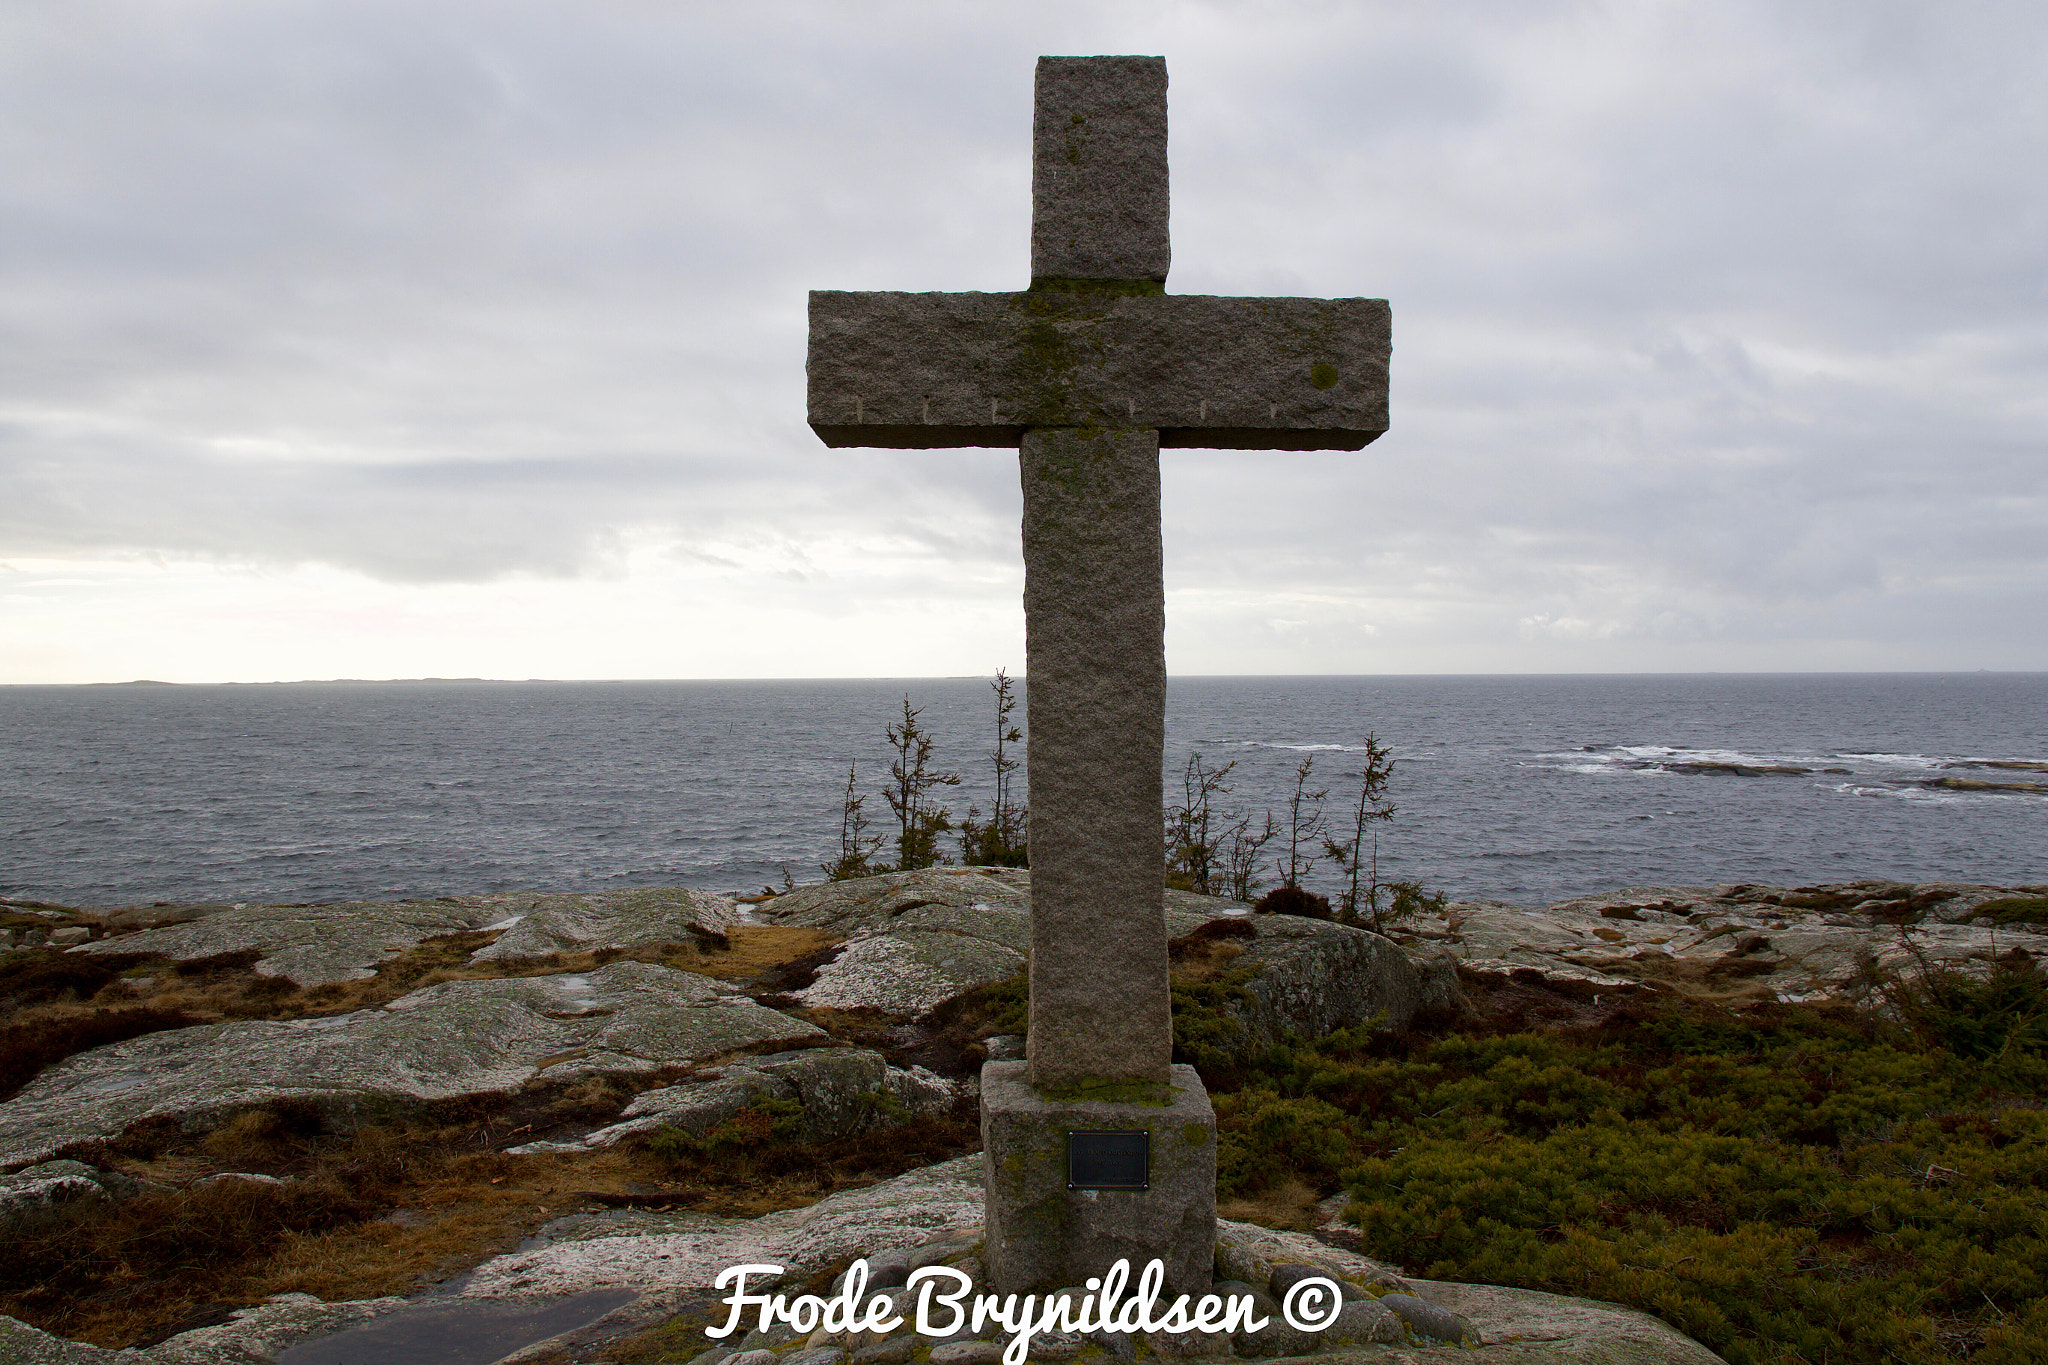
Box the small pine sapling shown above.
[1222,811,1277,903]
[885,695,960,872]
[1321,733,1398,930]
[960,668,1029,866]
[823,761,884,881]
[1165,752,1236,894]
[1277,754,1328,891]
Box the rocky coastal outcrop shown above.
[7,872,2042,1363]
[11,872,2041,1171]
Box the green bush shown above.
[1878,948,2048,1072]
[1169,971,1259,1080]
[1214,1090,1353,1195]
[647,1098,807,1165]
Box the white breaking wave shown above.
[1237,740,1382,753]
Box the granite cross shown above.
[807,54,1388,1289]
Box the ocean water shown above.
[2,674,2042,911]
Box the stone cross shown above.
[807,54,1388,1291]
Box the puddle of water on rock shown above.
[88,1075,148,1093]
[274,1288,636,1365]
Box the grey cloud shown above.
[0,0,2042,671]
[0,430,1026,584]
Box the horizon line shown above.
[4,668,2041,688]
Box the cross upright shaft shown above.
[807,56,1390,1092]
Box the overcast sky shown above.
[2,0,2042,684]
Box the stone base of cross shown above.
[807,56,1389,1295]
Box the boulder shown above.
[1321,1296,1404,1345]
[1207,910,1421,1044]
[0,960,823,1167]
[758,869,1423,1042]
[1377,1290,1480,1345]
[0,1161,111,1234]
[468,887,742,962]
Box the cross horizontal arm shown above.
[807,289,1390,451]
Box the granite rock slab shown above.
[1212,1221,1720,1363]
[72,887,742,987]
[73,897,498,986]
[513,1047,963,1153]
[0,1292,406,1364]
[1401,1277,1726,1364]
[1213,1220,1410,1300]
[1409,881,2047,1004]
[796,931,1028,1017]
[757,867,1034,947]
[0,961,822,1167]
[458,1154,988,1299]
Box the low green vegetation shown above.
[1979,895,2048,929]
[1203,955,2048,1365]
[880,941,2048,1362]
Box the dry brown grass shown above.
[1218,1176,1323,1231]
[1167,917,1255,983]
[246,1143,665,1302]
[681,925,841,985]
[641,1102,982,1219]
[1571,950,1787,1006]
[12,1062,977,1351]
[10,1115,659,1347]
